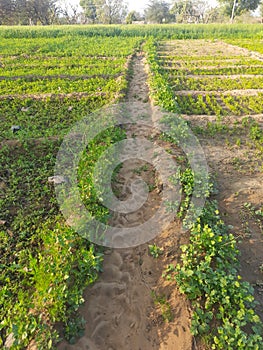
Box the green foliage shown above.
[145,35,263,350]
[0,28,138,349]
[0,140,104,348]
[151,291,173,322]
[158,38,263,117]
[145,0,174,24]
[163,197,263,348]
[249,122,263,142]
[171,75,263,91]
[0,36,141,57]
[218,0,261,19]
[145,39,179,113]
[2,24,263,40]
[78,126,126,221]
[149,244,164,258]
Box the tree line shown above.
[0,0,262,25]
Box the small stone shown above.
[11,125,21,133]
[0,220,6,225]
[48,176,68,185]
[5,333,15,349]
[21,107,29,112]
[0,181,7,190]
[68,106,73,111]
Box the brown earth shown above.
[174,89,263,96]
[57,51,193,350]
[57,41,263,350]
[0,73,121,81]
[0,91,108,100]
[187,116,263,321]
[159,39,251,57]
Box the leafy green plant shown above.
[149,244,164,258]
[146,38,263,350]
[151,291,173,322]
[0,31,139,349]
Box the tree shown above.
[126,10,142,24]
[80,0,128,24]
[205,6,226,23]
[171,0,195,23]
[80,0,97,23]
[260,1,263,18]
[0,0,16,24]
[171,0,212,23]
[0,0,60,25]
[26,0,59,25]
[218,0,261,20]
[145,0,173,23]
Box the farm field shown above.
[0,31,141,349]
[154,38,263,348]
[0,26,263,350]
[159,39,263,116]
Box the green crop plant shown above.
[149,244,164,258]
[151,291,173,322]
[0,29,139,348]
[145,38,263,350]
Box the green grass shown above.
[1,24,263,40]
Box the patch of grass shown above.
[151,291,173,323]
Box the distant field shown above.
[1,23,263,39]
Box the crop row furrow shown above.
[0,73,122,81]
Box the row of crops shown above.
[0,32,141,348]
[1,25,263,349]
[2,24,263,39]
[146,38,263,349]
[0,36,142,141]
[158,39,263,117]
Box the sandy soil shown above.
[187,116,263,321]
[0,91,107,100]
[57,51,193,350]
[175,89,263,96]
[159,40,251,58]
[0,73,120,81]
[57,40,263,350]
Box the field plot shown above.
[0,32,141,349]
[225,39,263,56]
[159,40,263,117]
[152,39,263,349]
[0,36,141,141]
[1,27,263,350]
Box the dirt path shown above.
[57,51,193,349]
